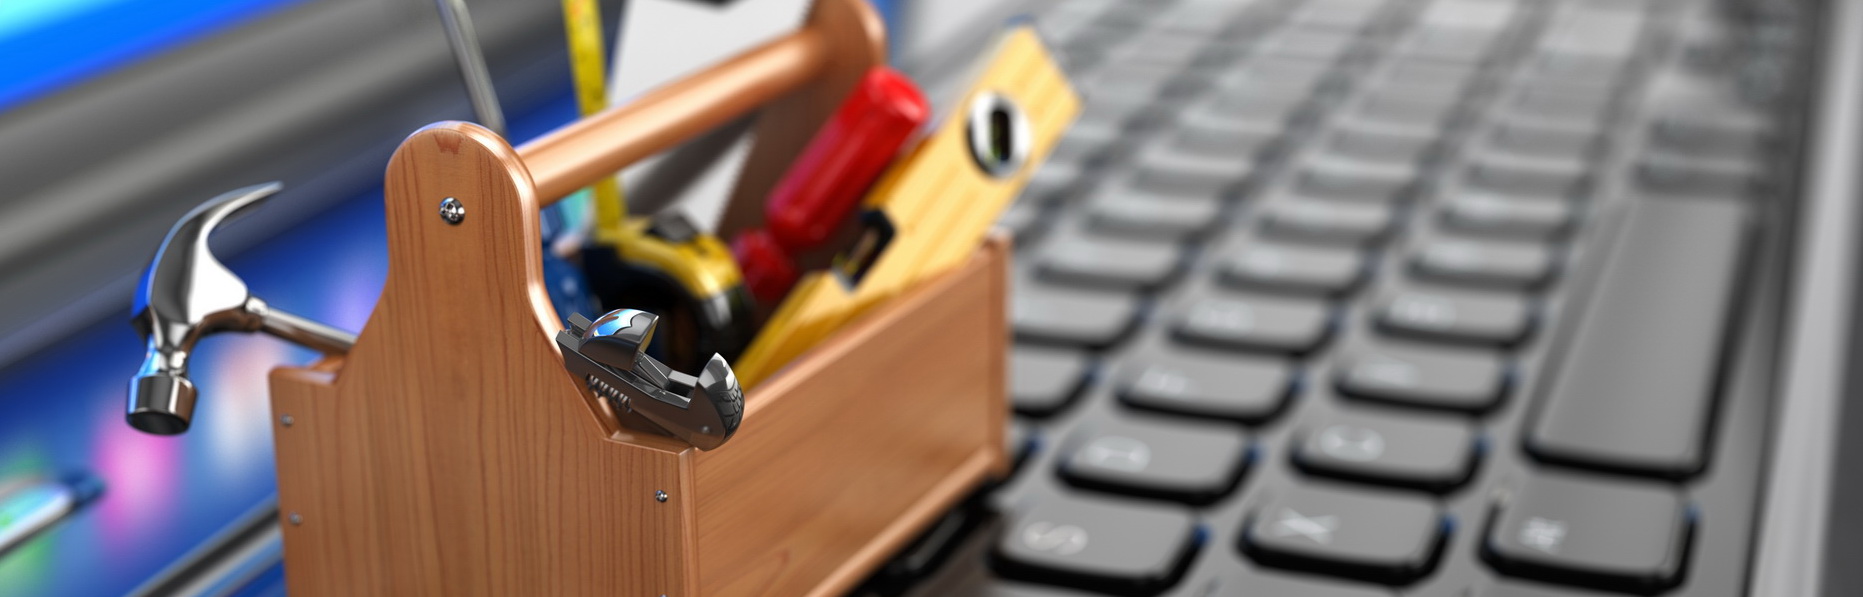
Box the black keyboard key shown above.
[1112,36,1208,72]
[1085,187,1223,239]
[1118,348,1296,423]
[1037,233,1183,290]
[1337,342,1509,412]
[1440,191,1577,239]
[1132,148,1256,199]
[1465,155,1590,198]
[1023,162,1084,205]
[1083,69,1171,104]
[1219,63,1333,100]
[1296,158,1418,203]
[1173,292,1335,354]
[1489,121,1599,162]
[1059,417,1252,504]
[1353,93,1462,130]
[1379,62,1483,94]
[998,201,1048,240]
[1375,286,1535,346]
[1649,113,1769,159]
[1289,0,1386,30]
[1328,124,1439,165]
[1178,571,1392,597]
[1013,282,1141,348]
[1293,409,1479,491]
[1399,32,1497,65]
[1635,154,1762,197]
[1220,243,1370,297]
[1481,583,1619,597]
[1011,346,1090,417]
[1051,124,1121,163]
[994,495,1199,595]
[1531,53,1631,85]
[1511,87,1614,123]
[1190,90,1313,128]
[1240,485,1448,584]
[1481,474,1691,594]
[1172,122,1283,161]
[1410,237,1558,289]
[1074,102,1143,138]
[1259,31,1358,62]
[1259,198,1398,245]
[1525,199,1749,479]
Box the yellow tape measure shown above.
[735,26,1081,388]
[563,0,753,371]
[562,0,627,238]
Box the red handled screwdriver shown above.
[733,67,930,304]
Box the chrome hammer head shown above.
[128,183,280,434]
[127,182,356,435]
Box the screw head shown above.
[439,197,466,225]
[288,512,303,526]
[280,414,295,427]
[655,490,669,503]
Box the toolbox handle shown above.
[518,27,827,205]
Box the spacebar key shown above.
[1525,198,1749,479]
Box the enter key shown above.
[1524,197,1751,479]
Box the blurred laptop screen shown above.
[0,0,306,111]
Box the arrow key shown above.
[1481,473,1691,594]
[1293,409,1479,492]
[1240,485,1448,584]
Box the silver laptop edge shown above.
[1753,0,1859,595]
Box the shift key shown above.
[1525,198,1749,479]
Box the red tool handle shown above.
[766,67,929,248]
[735,67,930,304]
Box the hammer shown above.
[127,182,356,435]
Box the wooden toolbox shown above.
[261,0,1012,593]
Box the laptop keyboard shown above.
[860,0,1800,595]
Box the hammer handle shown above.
[261,306,358,355]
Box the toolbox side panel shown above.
[268,123,696,596]
[693,238,1010,597]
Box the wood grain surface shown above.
[268,120,1006,594]
[271,123,697,595]
[693,236,1009,596]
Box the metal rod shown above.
[434,0,506,136]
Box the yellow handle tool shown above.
[736,26,1080,388]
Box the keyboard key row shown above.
[994,473,1692,595]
